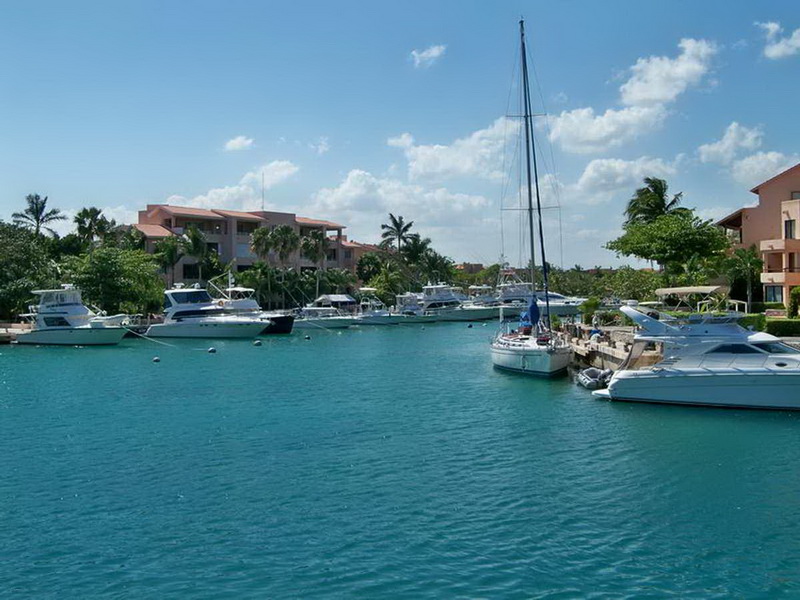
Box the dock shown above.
[563,323,660,370]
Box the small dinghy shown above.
[577,367,613,390]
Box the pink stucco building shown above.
[717,163,800,305]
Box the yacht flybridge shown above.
[208,274,295,334]
[16,285,129,346]
[146,285,268,338]
[593,305,800,410]
[489,19,572,377]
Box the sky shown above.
[1,0,800,268]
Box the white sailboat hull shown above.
[16,326,127,346]
[145,321,266,338]
[490,342,571,376]
[596,369,800,410]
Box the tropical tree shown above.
[380,213,414,253]
[400,233,431,266]
[356,252,383,283]
[624,177,692,226]
[250,226,273,263]
[181,224,208,282]
[725,245,763,310]
[0,223,56,319]
[323,268,357,294]
[154,236,183,287]
[74,207,115,246]
[419,249,455,283]
[12,194,66,236]
[368,262,405,305]
[301,230,330,298]
[269,225,300,268]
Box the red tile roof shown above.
[751,162,800,193]
[150,204,224,219]
[211,209,265,221]
[297,216,346,229]
[134,224,174,238]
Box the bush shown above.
[789,288,800,318]
[750,301,785,313]
[765,319,800,337]
[738,314,766,332]
[580,297,601,325]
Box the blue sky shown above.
[2,0,800,267]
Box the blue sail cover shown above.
[519,298,540,326]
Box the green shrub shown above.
[750,301,785,313]
[789,288,800,318]
[738,314,766,331]
[580,296,601,324]
[765,319,800,337]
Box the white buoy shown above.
[304,335,311,340]
[253,340,262,346]
[152,357,160,363]
[208,347,217,354]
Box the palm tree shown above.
[74,207,115,246]
[324,268,356,294]
[401,233,431,267]
[181,224,208,282]
[12,194,66,236]
[725,245,763,310]
[250,226,273,263]
[624,177,691,225]
[154,236,183,287]
[368,262,405,305]
[269,225,300,268]
[301,230,330,298]
[380,213,414,253]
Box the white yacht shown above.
[16,285,129,346]
[356,289,408,325]
[421,283,497,322]
[208,275,295,334]
[293,306,358,329]
[146,285,268,338]
[593,305,800,410]
[393,292,436,323]
[496,273,582,317]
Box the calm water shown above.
[2,323,800,598]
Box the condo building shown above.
[717,162,800,305]
[134,204,379,280]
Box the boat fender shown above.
[208,347,217,354]
[304,335,311,340]
[217,300,224,307]
[152,356,160,363]
[253,340,262,347]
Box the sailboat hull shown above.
[490,343,571,376]
[16,326,128,346]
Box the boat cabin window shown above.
[706,344,763,354]
[170,290,212,304]
[43,316,71,327]
[752,341,800,354]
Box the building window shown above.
[183,262,200,280]
[237,221,258,235]
[326,249,337,262]
[344,249,352,260]
[792,191,800,200]
[765,285,784,304]
[785,219,796,239]
[236,243,254,258]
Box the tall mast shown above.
[519,19,551,326]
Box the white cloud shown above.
[756,21,800,59]
[309,136,330,155]
[549,38,717,154]
[574,156,677,204]
[223,135,255,151]
[619,38,718,106]
[731,151,800,187]
[388,117,518,181]
[698,122,763,165]
[547,105,667,154]
[169,160,299,211]
[410,44,446,68]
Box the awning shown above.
[655,285,729,298]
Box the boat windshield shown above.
[170,290,212,304]
[752,341,800,354]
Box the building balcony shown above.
[760,238,800,253]
[761,269,800,285]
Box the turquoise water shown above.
[2,323,800,598]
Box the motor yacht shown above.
[496,275,582,317]
[593,304,800,410]
[293,306,358,329]
[207,275,295,334]
[146,285,268,338]
[16,285,129,346]
[421,283,496,322]
[392,292,436,323]
[356,289,408,325]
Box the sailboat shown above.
[490,19,571,377]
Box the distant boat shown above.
[146,285,268,338]
[489,20,571,377]
[208,273,295,334]
[16,285,128,346]
[594,304,800,410]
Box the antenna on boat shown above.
[519,18,552,328]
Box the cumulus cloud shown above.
[168,160,299,211]
[698,122,763,165]
[619,38,718,106]
[388,117,518,181]
[756,21,800,59]
[223,135,255,151]
[573,156,677,204]
[548,105,667,154]
[731,151,800,187]
[410,44,446,68]
[548,38,717,153]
